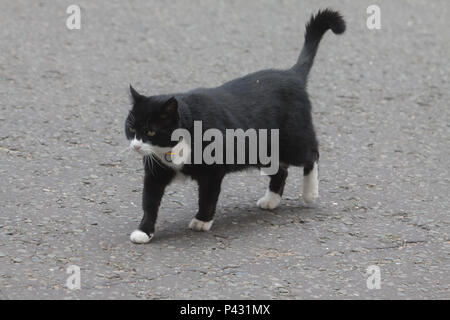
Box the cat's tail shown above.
[292,9,345,79]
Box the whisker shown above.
[151,153,165,170]
[145,155,156,176]
[118,146,132,154]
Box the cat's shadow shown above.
[152,201,327,243]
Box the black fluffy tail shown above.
[293,9,345,79]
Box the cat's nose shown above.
[134,145,141,151]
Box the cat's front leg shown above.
[130,169,173,244]
[189,171,225,232]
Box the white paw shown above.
[130,230,153,244]
[257,190,281,210]
[302,191,319,204]
[189,218,213,232]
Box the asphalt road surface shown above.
[0,0,449,299]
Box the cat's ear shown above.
[161,97,179,119]
[129,85,142,102]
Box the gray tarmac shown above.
[0,0,449,299]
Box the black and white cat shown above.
[125,9,345,243]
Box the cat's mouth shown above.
[129,138,190,166]
[130,139,173,159]
[134,146,172,159]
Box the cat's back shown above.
[179,68,308,129]
[220,68,305,95]
[183,68,306,108]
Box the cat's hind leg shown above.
[257,165,288,210]
[302,160,319,204]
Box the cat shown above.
[125,9,346,243]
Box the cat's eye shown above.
[147,130,156,137]
[129,128,135,133]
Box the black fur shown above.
[125,9,345,239]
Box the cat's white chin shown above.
[130,230,153,244]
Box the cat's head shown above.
[125,85,181,156]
